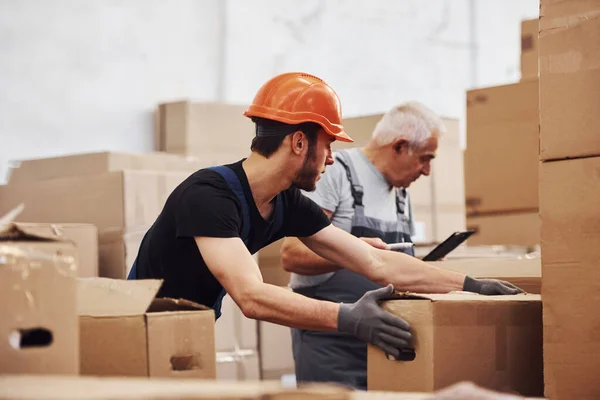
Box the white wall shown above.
[0,0,221,181]
[0,0,538,183]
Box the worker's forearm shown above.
[242,283,339,331]
[371,249,465,293]
[280,238,341,275]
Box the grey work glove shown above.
[337,284,412,359]
[463,276,523,295]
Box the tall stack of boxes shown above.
[539,1,600,399]
[0,152,208,278]
[464,69,540,248]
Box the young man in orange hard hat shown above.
[128,72,521,370]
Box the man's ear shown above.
[392,138,409,154]
[290,130,305,155]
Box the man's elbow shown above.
[280,240,300,273]
[235,287,265,320]
[239,299,262,320]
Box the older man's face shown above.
[388,135,438,188]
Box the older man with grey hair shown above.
[280,102,446,389]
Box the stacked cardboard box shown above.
[156,101,254,165]
[464,80,540,246]
[78,278,216,378]
[0,152,208,278]
[337,114,466,245]
[539,1,600,398]
[368,293,543,396]
[215,296,260,381]
[11,222,99,277]
[428,254,541,294]
[258,239,289,287]
[259,320,295,381]
[0,223,79,375]
[521,19,539,80]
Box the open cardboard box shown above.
[78,278,216,379]
[368,292,543,396]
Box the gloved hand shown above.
[337,284,412,359]
[463,276,524,295]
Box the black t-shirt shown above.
[134,159,330,309]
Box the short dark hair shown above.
[250,117,321,158]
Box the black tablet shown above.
[421,230,476,262]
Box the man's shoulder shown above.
[173,168,241,207]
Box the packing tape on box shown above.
[540,9,600,32]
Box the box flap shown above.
[386,291,541,302]
[147,297,210,313]
[0,205,66,242]
[77,278,163,317]
[0,223,68,242]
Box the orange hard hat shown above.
[244,72,353,143]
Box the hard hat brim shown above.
[244,106,354,143]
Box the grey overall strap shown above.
[335,150,366,219]
[396,188,407,215]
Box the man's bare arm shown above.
[196,236,339,331]
[301,225,466,293]
[280,209,340,275]
[281,209,389,275]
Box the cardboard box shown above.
[0,170,190,232]
[428,257,541,294]
[78,278,216,379]
[367,293,543,395]
[521,19,539,80]
[7,151,208,185]
[465,80,539,214]
[157,101,254,164]
[98,228,146,279]
[0,375,350,400]
[216,295,257,352]
[0,171,192,278]
[540,156,600,399]
[259,319,294,380]
[0,224,79,375]
[258,239,290,286]
[539,3,600,161]
[217,351,260,381]
[15,222,98,278]
[335,115,465,244]
[466,211,540,247]
[214,286,260,381]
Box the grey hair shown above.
[371,102,446,149]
